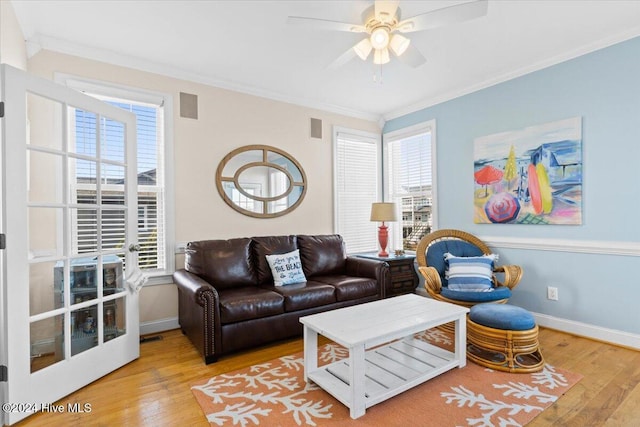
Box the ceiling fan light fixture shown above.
[370,27,390,50]
[353,38,373,60]
[389,33,410,56]
[373,47,390,65]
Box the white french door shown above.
[0,64,139,425]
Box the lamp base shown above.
[377,223,389,257]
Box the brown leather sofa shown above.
[173,234,390,364]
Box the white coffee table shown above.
[299,294,469,419]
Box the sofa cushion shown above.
[218,286,285,324]
[441,285,512,302]
[264,281,336,312]
[312,275,379,302]
[252,235,298,284]
[185,238,256,289]
[298,234,347,277]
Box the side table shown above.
[356,252,419,297]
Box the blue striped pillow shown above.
[444,252,498,291]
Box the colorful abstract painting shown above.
[474,117,582,225]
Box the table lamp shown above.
[370,202,397,257]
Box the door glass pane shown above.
[72,109,97,156]
[104,297,126,343]
[30,314,64,373]
[28,207,63,260]
[115,250,128,281]
[30,262,61,316]
[101,163,125,205]
[102,255,124,297]
[28,150,64,204]
[70,158,98,187]
[72,305,98,356]
[70,257,99,303]
[26,92,63,151]
[70,207,98,254]
[101,209,126,250]
[101,116,125,163]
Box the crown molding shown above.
[383,26,640,122]
[27,24,640,127]
[30,34,382,124]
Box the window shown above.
[333,128,381,253]
[383,121,437,252]
[60,75,174,281]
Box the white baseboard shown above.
[532,312,640,350]
[411,290,640,350]
[139,317,180,336]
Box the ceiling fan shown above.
[287,0,488,69]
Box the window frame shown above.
[56,73,175,285]
[382,120,438,253]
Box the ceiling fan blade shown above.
[327,44,359,70]
[287,16,366,33]
[394,43,427,68]
[375,0,400,24]
[396,0,488,33]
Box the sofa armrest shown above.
[345,256,390,299]
[173,269,221,364]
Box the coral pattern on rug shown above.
[191,331,581,427]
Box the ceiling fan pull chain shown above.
[373,63,384,85]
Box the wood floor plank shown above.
[13,327,640,427]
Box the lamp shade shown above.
[353,38,373,60]
[389,34,410,56]
[370,202,397,222]
[373,47,390,65]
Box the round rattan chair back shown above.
[416,229,491,269]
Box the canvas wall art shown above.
[474,117,582,225]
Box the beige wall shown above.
[0,0,27,69]
[27,50,380,326]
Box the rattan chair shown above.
[416,229,523,308]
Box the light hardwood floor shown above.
[13,327,640,427]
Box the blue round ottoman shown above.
[467,304,544,373]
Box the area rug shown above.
[191,329,581,426]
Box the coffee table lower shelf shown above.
[307,337,458,415]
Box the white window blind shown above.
[334,129,380,253]
[384,122,435,251]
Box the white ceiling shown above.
[10,0,640,122]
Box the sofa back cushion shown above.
[298,234,347,277]
[185,238,256,289]
[252,235,298,284]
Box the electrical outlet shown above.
[547,286,559,301]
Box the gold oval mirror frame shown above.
[216,145,307,218]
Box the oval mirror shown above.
[216,145,307,218]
